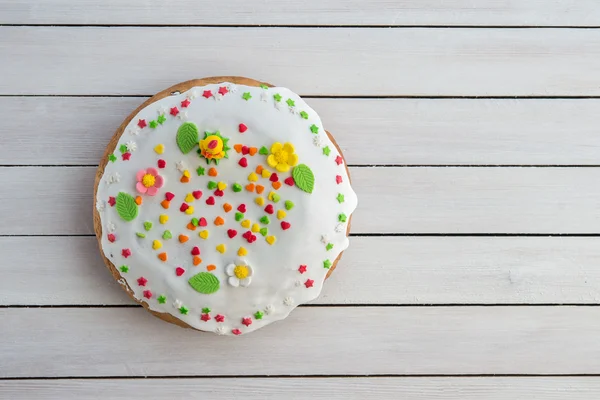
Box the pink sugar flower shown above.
[136,167,164,196]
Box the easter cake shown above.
[93,77,358,335]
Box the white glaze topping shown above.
[95,83,357,335]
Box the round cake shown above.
[93,77,358,335]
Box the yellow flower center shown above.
[274,150,289,164]
[200,135,224,158]
[141,174,156,188]
[234,265,249,279]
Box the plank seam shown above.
[3,24,600,29]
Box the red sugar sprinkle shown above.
[107,233,116,242]
[108,197,116,206]
[242,317,252,327]
[143,290,153,299]
[232,329,242,335]
[201,313,211,322]
[284,177,294,186]
[269,173,279,182]
[238,157,248,168]
[264,204,274,214]
[214,189,224,197]
[336,175,343,184]
[122,152,131,161]
[238,123,247,133]
[281,221,291,230]
[237,204,247,213]
[227,229,237,238]
[241,146,249,155]
[170,107,179,116]
[181,99,191,108]
[122,249,131,258]
[165,192,175,201]
[157,159,166,168]
[304,279,315,288]
[193,190,203,199]
[218,86,229,96]
[199,217,208,227]
[180,203,189,212]
[298,265,307,274]
[203,90,213,98]
[175,267,185,276]
[206,196,215,205]
[335,155,343,165]
[137,119,147,128]
[191,246,200,256]
[137,276,147,286]
[215,314,225,322]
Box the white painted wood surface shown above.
[2,0,600,26]
[3,2,600,398]
[4,97,600,166]
[3,27,600,96]
[3,167,600,235]
[4,307,600,377]
[4,236,600,306]
[3,377,600,400]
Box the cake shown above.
[93,77,358,335]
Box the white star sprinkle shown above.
[106,172,121,185]
[128,128,140,136]
[125,141,137,152]
[288,106,296,114]
[283,297,294,306]
[313,135,324,147]
[320,234,329,244]
[335,223,346,233]
[173,299,183,309]
[158,106,169,115]
[260,92,268,102]
[175,161,186,172]
[295,280,302,287]
[215,93,224,101]
[106,222,116,233]
[227,84,238,93]
[176,111,188,120]
[215,326,226,335]
[96,201,106,212]
[264,304,275,315]
[186,90,198,100]
[274,101,283,111]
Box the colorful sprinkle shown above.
[337,193,345,203]
[216,244,226,253]
[323,259,332,269]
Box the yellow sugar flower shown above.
[267,142,298,172]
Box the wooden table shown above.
[2,1,600,398]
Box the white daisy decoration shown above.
[226,259,254,287]
[215,93,224,101]
[313,135,324,147]
[158,106,169,115]
[106,221,116,233]
[227,84,238,93]
[335,223,346,233]
[128,127,140,136]
[175,161,186,172]
[283,296,294,306]
[215,326,226,335]
[96,200,106,212]
[126,141,137,152]
[320,234,329,244]
[288,106,296,114]
[177,111,188,120]
[260,92,268,102]
[274,101,283,111]
[187,90,198,100]
[264,304,275,315]
[173,299,183,309]
[295,280,302,287]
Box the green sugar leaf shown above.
[188,272,220,294]
[176,122,199,154]
[292,164,315,194]
[115,192,138,222]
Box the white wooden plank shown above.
[3,0,600,26]
[2,167,600,235]
[3,307,600,376]
[3,377,600,400]
[4,236,600,306]
[4,97,600,166]
[2,27,600,96]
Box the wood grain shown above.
[4,166,600,235]
[4,307,600,377]
[4,97,600,166]
[3,236,600,306]
[3,377,600,399]
[3,27,600,96]
[2,0,600,26]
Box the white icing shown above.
[126,141,137,152]
[106,222,116,233]
[96,200,106,212]
[95,83,358,335]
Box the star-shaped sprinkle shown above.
[143,290,153,299]
[337,193,345,203]
[242,92,252,101]
[202,307,211,314]
[242,317,252,326]
[304,279,314,288]
[137,119,147,128]
[286,98,295,107]
[157,295,166,304]
[323,146,331,156]
[173,299,183,309]
[179,306,189,315]
[335,155,343,165]
[121,248,131,258]
[283,297,294,306]
[122,152,131,161]
[126,141,137,152]
[335,223,345,233]
[170,107,179,116]
[336,175,343,184]
[119,144,128,154]
[108,153,117,163]
[227,84,238,93]
[108,196,116,206]
[181,99,191,108]
[323,259,332,269]
[157,114,167,125]
[320,234,329,244]
[265,305,275,314]
[177,111,188,120]
[273,93,282,102]
[300,111,309,119]
[338,213,347,222]
[326,243,334,251]
[232,329,242,335]
[218,86,228,96]
[203,90,213,99]
[120,265,129,273]
[215,314,225,322]
[149,120,158,128]
[196,166,205,176]
[201,313,211,322]
[298,265,307,274]
[260,84,269,89]
[215,326,226,335]
[137,276,147,286]
[158,106,169,115]
[254,311,264,320]
[310,124,319,134]
[175,161,185,172]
